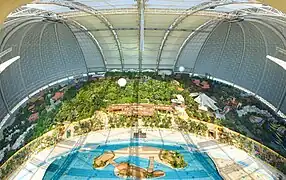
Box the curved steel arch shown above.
[192,21,224,73]
[155,0,259,70]
[213,22,231,76]
[39,23,49,78]
[173,10,237,72]
[0,17,43,51]
[245,16,286,48]
[173,19,216,71]
[247,18,286,111]
[0,21,38,113]
[67,20,107,71]
[34,1,124,70]
[234,22,246,84]
[249,21,269,95]
[54,23,68,72]
[62,21,89,73]
[17,22,38,96]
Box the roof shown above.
[194,93,218,111]
[52,92,64,101]
[28,112,39,122]
[3,0,285,72]
[19,1,265,12]
[1,1,286,24]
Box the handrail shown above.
[189,118,286,160]
[1,113,285,179]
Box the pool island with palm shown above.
[92,146,188,179]
[43,140,222,180]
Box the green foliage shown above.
[56,79,179,122]
[141,112,172,128]
[0,129,61,179]
[160,150,187,169]
[63,86,77,101]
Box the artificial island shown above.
[93,146,187,179]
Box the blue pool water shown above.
[43,140,222,180]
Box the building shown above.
[52,92,64,101]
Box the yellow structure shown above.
[259,0,286,14]
[0,0,31,24]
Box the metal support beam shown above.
[0,18,43,51]
[63,8,230,17]
[0,55,20,115]
[236,5,286,17]
[192,21,223,74]
[156,0,259,70]
[250,16,286,48]
[33,1,125,70]
[0,47,12,58]
[0,80,10,115]
[234,23,246,84]
[68,20,107,71]
[7,7,50,18]
[250,22,269,95]
[173,19,219,71]
[71,27,212,33]
[138,0,145,72]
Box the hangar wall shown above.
[1,15,286,122]
[0,19,92,120]
[176,19,286,113]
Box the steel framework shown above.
[155,0,264,69]
[33,0,125,70]
[69,20,107,70]
[5,0,286,73]
[137,0,145,72]
[7,7,51,18]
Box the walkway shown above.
[11,128,285,180]
[147,156,154,173]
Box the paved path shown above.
[11,128,285,180]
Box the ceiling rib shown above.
[155,0,260,70]
[138,0,145,72]
[173,19,216,71]
[70,20,107,70]
[33,0,124,70]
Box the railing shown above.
[0,128,62,180]
[177,117,286,175]
[0,116,103,180]
[1,116,285,179]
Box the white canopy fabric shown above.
[266,55,286,70]
[194,93,219,111]
[0,56,20,73]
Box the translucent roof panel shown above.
[78,0,137,9]
[145,0,209,9]
[24,0,264,14]
[25,4,75,13]
[209,3,264,12]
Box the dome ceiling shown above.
[0,0,286,120]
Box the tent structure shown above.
[194,93,219,111]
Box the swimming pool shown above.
[43,140,222,180]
